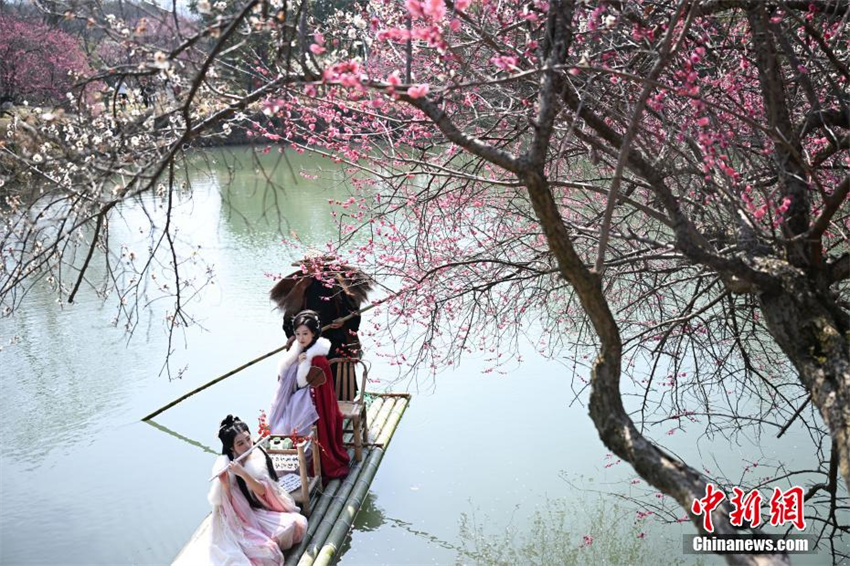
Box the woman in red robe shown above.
[270,310,350,481]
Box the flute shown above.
[208,436,269,481]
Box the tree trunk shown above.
[758,266,850,493]
[523,171,789,566]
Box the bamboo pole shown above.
[286,395,389,565]
[314,449,382,566]
[363,396,387,435]
[313,397,409,566]
[366,403,394,446]
[142,345,290,421]
[342,394,385,448]
[358,399,394,453]
[369,398,397,439]
[307,398,408,566]
[376,397,409,446]
[368,392,411,398]
[141,292,401,421]
[310,481,341,527]
[284,425,369,566]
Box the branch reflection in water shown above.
[341,493,682,565]
[145,419,219,456]
[455,498,686,566]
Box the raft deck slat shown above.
[283,394,390,566]
[291,396,402,566]
[312,397,409,566]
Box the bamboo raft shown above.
[172,392,410,566]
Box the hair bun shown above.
[218,415,243,438]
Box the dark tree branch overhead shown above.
[403,96,521,173]
[746,5,810,246]
[695,0,850,16]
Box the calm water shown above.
[0,147,837,565]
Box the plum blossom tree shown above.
[1,0,847,562]
[0,14,90,104]
[254,5,848,557]
[298,1,848,562]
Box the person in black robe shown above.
[270,256,372,399]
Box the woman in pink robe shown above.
[174,415,307,566]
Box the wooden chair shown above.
[328,357,369,462]
[266,426,322,516]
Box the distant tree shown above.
[0,15,90,105]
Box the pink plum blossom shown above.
[407,84,430,98]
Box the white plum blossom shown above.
[153,51,170,69]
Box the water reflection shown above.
[0,147,367,565]
[351,491,387,532]
[1,296,144,467]
[145,419,218,456]
[339,492,462,562]
[192,147,358,244]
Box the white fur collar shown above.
[277,336,330,387]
